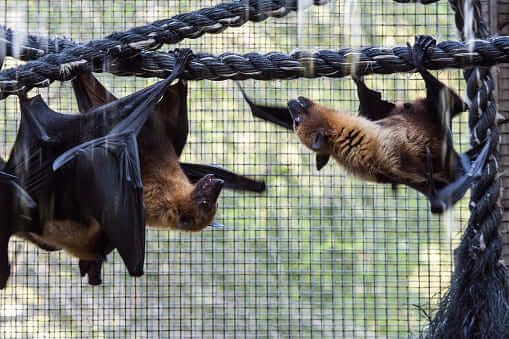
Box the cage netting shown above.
[0,0,477,338]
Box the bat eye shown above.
[200,199,210,209]
[294,116,301,127]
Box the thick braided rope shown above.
[426,0,509,337]
[2,37,509,99]
[0,0,328,62]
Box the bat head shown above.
[288,97,331,151]
[288,97,332,170]
[176,174,224,231]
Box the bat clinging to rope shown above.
[240,36,492,213]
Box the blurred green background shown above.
[0,1,470,338]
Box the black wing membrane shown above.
[0,159,38,289]
[409,36,491,213]
[72,71,189,157]
[352,77,396,121]
[427,132,492,213]
[237,84,294,130]
[71,72,117,112]
[180,162,266,193]
[3,49,193,287]
[53,133,145,277]
[72,71,267,194]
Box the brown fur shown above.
[18,219,106,260]
[294,98,456,196]
[18,80,219,261]
[140,145,193,230]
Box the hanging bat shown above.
[3,49,194,288]
[22,58,264,285]
[71,72,266,193]
[239,36,492,213]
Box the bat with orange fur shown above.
[22,56,265,285]
[3,50,195,288]
[240,36,492,213]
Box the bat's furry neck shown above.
[141,149,193,230]
[325,113,383,182]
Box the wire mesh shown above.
[0,0,470,338]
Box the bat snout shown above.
[297,96,311,108]
[194,174,224,202]
[212,178,224,199]
[288,99,307,119]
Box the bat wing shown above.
[427,136,493,213]
[53,132,145,277]
[155,79,189,157]
[237,84,294,130]
[72,73,117,112]
[410,36,467,124]
[180,162,266,193]
[72,72,190,158]
[0,168,38,289]
[352,77,395,121]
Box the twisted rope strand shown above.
[0,0,328,62]
[1,37,509,99]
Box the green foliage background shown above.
[0,1,469,338]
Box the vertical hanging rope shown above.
[426,0,509,338]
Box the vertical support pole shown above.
[494,0,509,264]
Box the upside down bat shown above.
[18,55,265,285]
[70,71,265,284]
[240,36,492,213]
[0,49,195,289]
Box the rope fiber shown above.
[2,36,509,99]
[2,0,509,337]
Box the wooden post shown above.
[490,0,509,263]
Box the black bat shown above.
[239,36,492,213]
[2,49,193,288]
[52,60,264,284]
[71,72,266,193]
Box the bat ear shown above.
[312,131,327,151]
[316,154,330,171]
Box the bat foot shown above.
[79,258,104,286]
[408,35,436,71]
[128,267,144,277]
[430,199,447,214]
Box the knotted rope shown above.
[2,37,509,99]
[0,0,328,62]
[425,0,509,338]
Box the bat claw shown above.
[430,199,447,214]
[408,35,436,71]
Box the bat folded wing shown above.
[180,162,266,193]
[429,136,493,213]
[0,170,38,289]
[53,132,145,277]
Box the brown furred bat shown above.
[22,65,264,285]
[240,36,492,213]
[3,50,196,288]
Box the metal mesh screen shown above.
[0,1,469,338]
